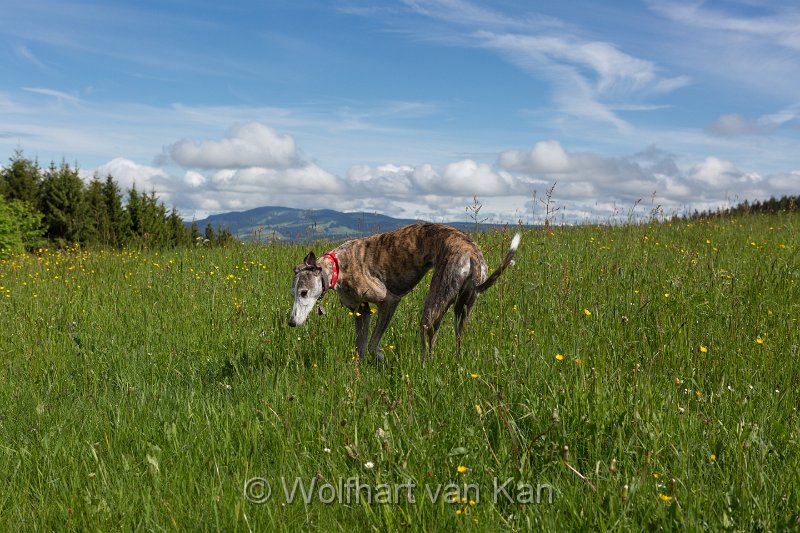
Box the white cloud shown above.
[688,156,761,189]
[216,164,343,194]
[168,122,298,169]
[705,104,800,137]
[475,31,689,131]
[440,160,514,195]
[767,171,800,190]
[345,159,522,198]
[704,114,766,136]
[23,87,82,105]
[649,1,800,51]
[88,157,169,192]
[183,170,206,187]
[499,139,570,173]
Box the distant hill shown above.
[187,205,517,242]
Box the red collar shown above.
[323,251,339,289]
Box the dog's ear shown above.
[303,251,317,268]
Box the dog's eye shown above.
[300,290,308,298]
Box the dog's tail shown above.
[475,233,521,294]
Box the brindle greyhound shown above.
[288,223,520,361]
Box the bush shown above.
[0,197,45,256]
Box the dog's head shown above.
[288,251,326,327]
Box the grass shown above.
[1,213,799,530]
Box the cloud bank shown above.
[83,122,799,223]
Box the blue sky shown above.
[1,0,798,223]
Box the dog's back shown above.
[337,223,485,297]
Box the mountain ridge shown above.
[187,205,518,242]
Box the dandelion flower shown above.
[475,404,482,415]
[664,293,670,299]
[555,353,565,361]
[582,308,592,316]
[574,357,582,365]
[698,345,708,353]
[470,373,479,379]
[710,454,716,461]
[756,337,764,345]
[659,494,674,502]
[457,465,468,474]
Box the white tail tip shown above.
[510,233,521,252]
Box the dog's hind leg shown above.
[368,295,401,363]
[420,264,463,357]
[454,285,477,356]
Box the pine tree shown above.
[127,185,143,239]
[190,220,201,244]
[168,207,190,247]
[204,223,215,243]
[102,175,130,247]
[142,191,168,247]
[1,149,41,205]
[84,177,111,246]
[215,225,235,246]
[39,161,89,244]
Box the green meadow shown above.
[1,213,798,530]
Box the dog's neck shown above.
[319,251,340,290]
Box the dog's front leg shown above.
[354,303,372,362]
[368,296,400,363]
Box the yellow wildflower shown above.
[555,353,564,361]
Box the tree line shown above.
[690,195,799,219]
[0,150,233,255]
